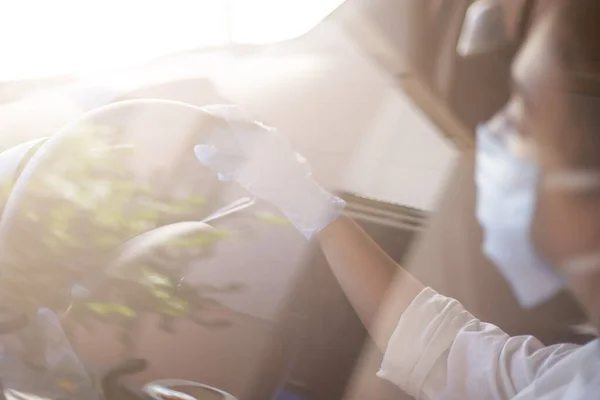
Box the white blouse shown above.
[378,288,600,399]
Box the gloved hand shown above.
[194,105,345,238]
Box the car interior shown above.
[0,1,594,399]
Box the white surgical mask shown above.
[475,123,565,308]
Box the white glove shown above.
[194,105,345,238]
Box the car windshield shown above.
[0,0,346,81]
[0,1,463,399]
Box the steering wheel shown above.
[0,99,261,400]
[0,98,262,338]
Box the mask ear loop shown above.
[542,169,600,275]
[544,171,600,192]
[563,254,600,275]
[542,169,600,276]
[570,322,599,338]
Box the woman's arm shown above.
[319,216,581,400]
[317,215,425,349]
[192,109,582,399]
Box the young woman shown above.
[195,1,600,397]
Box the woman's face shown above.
[510,7,600,308]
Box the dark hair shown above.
[550,0,600,168]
